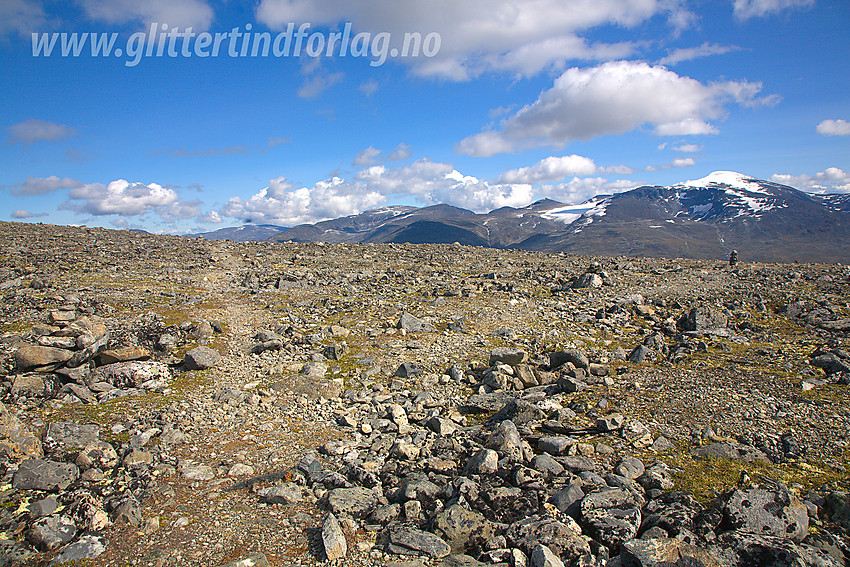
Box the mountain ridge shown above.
[192,172,850,263]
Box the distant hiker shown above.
[729,250,738,268]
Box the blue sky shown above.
[1,0,848,233]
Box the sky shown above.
[1,0,848,233]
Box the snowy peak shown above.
[671,171,790,221]
[678,171,772,194]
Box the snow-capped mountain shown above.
[196,172,850,262]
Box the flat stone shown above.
[692,441,770,464]
[98,345,151,364]
[44,421,100,454]
[13,459,79,491]
[538,436,574,456]
[14,345,73,370]
[327,487,378,518]
[388,527,451,558]
[489,347,527,366]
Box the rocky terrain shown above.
[0,219,849,567]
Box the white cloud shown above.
[353,146,382,166]
[771,167,850,194]
[645,157,696,171]
[359,79,379,97]
[80,0,214,30]
[297,71,344,99]
[220,158,535,224]
[198,210,223,224]
[659,42,741,65]
[7,119,75,144]
[0,0,45,36]
[733,0,814,20]
[538,177,640,203]
[816,119,850,136]
[12,176,84,195]
[672,143,702,152]
[11,209,48,219]
[386,143,413,161]
[64,179,180,216]
[497,155,599,184]
[457,61,776,156]
[256,0,681,78]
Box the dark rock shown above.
[43,421,99,454]
[682,306,727,332]
[486,420,524,461]
[506,513,589,560]
[395,362,423,378]
[183,346,221,370]
[549,349,589,370]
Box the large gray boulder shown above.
[721,488,809,542]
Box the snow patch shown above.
[540,198,609,225]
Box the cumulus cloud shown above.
[0,0,45,36]
[816,119,850,136]
[80,0,214,30]
[659,42,741,65]
[7,119,75,144]
[457,61,777,156]
[256,0,683,78]
[11,210,48,219]
[11,176,84,195]
[220,158,534,225]
[497,155,599,184]
[733,0,813,20]
[771,167,850,194]
[63,179,179,216]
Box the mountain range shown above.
[195,172,850,263]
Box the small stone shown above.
[466,448,499,475]
[489,347,527,366]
